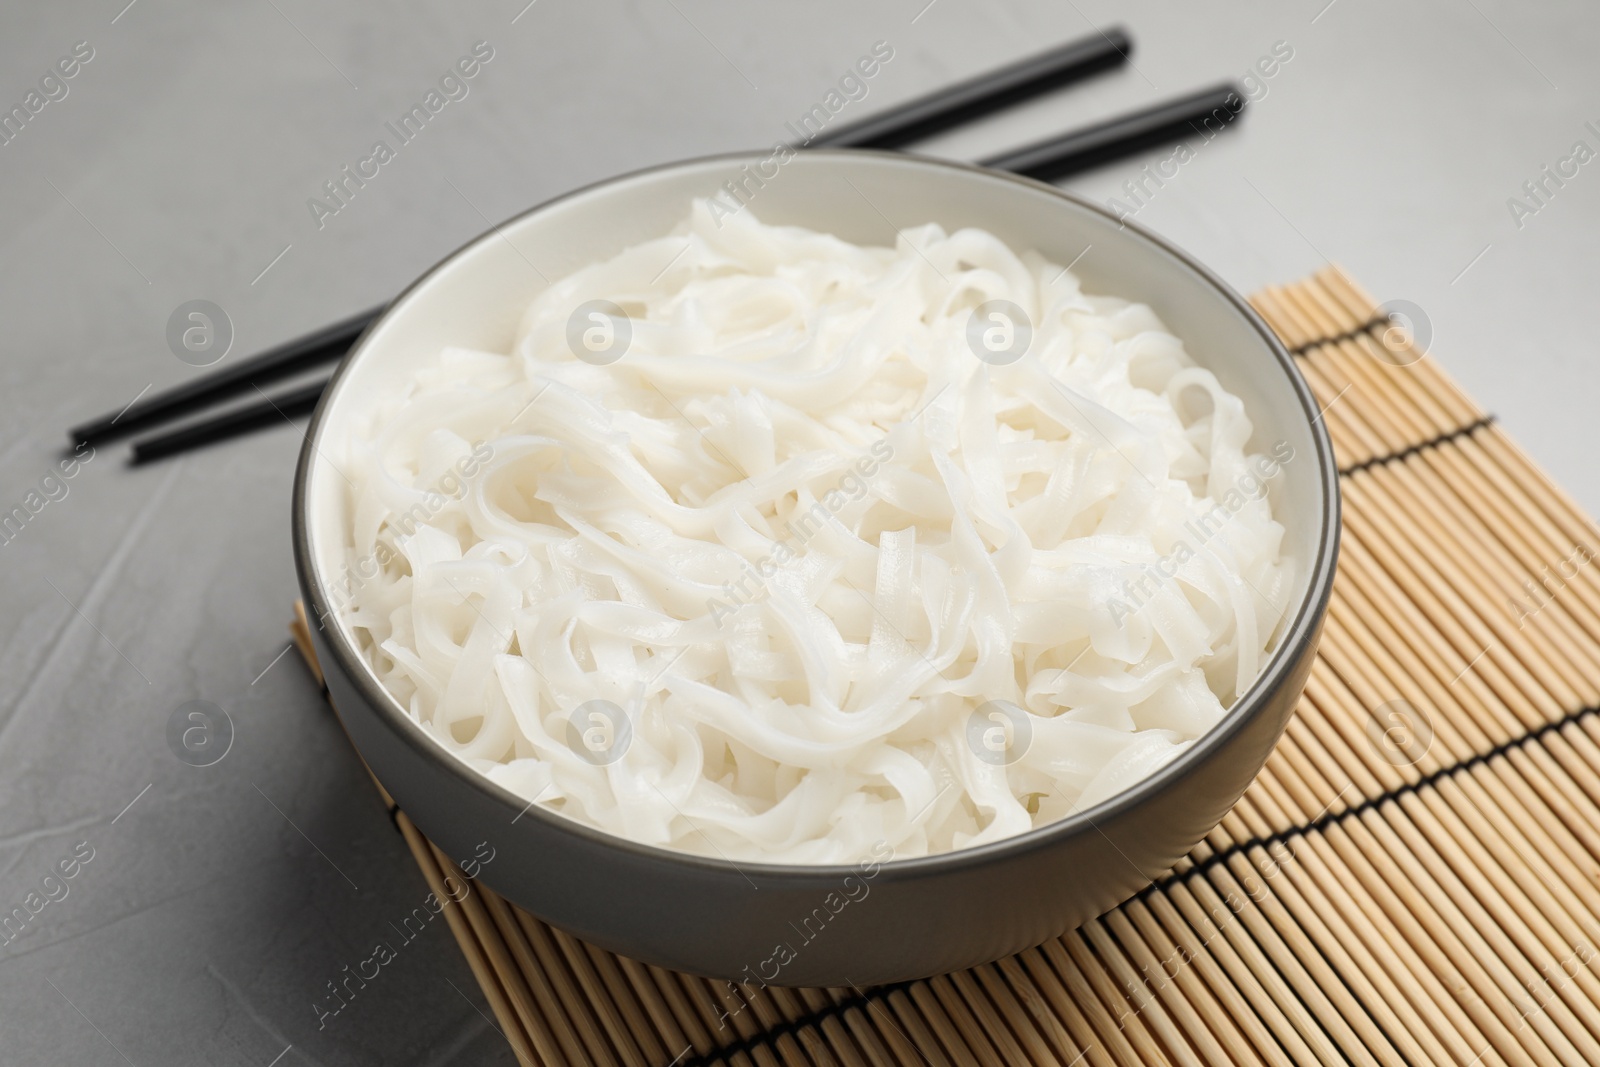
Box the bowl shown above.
[293,149,1339,987]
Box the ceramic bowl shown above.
[293,149,1339,986]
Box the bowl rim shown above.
[292,146,1341,883]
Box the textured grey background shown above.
[0,1,1586,1063]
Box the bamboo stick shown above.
[1041,935,1166,1067]
[399,826,540,1065]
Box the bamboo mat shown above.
[292,266,1600,1067]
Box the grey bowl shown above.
[292,149,1339,988]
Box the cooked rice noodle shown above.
[336,201,1295,863]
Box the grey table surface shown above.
[0,0,1589,1063]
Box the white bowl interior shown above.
[305,151,1327,757]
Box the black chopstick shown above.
[127,80,1251,465]
[75,32,1130,454]
[71,304,378,447]
[980,81,1243,180]
[811,27,1131,150]
[128,380,327,465]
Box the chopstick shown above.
[811,27,1132,149]
[75,31,1132,457]
[71,305,376,447]
[125,80,1250,465]
[980,81,1243,180]
[128,380,327,464]
[120,59,1254,468]
[73,30,1131,455]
